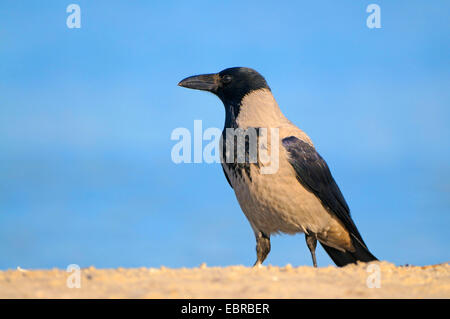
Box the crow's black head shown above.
[178,67,270,106]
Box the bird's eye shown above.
[222,75,232,84]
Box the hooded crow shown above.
[178,67,377,267]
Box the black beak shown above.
[178,73,218,92]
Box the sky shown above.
[0,1,449,270]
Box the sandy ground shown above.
[0,261,448,299]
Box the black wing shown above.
[282,136,366,245]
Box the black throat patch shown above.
[221,127,262,183]
[216,68,270,184]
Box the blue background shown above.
[0,1,448,269]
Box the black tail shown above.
[321,235,378,267]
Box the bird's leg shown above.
[253,232,270,267]
[305,233,318,268]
